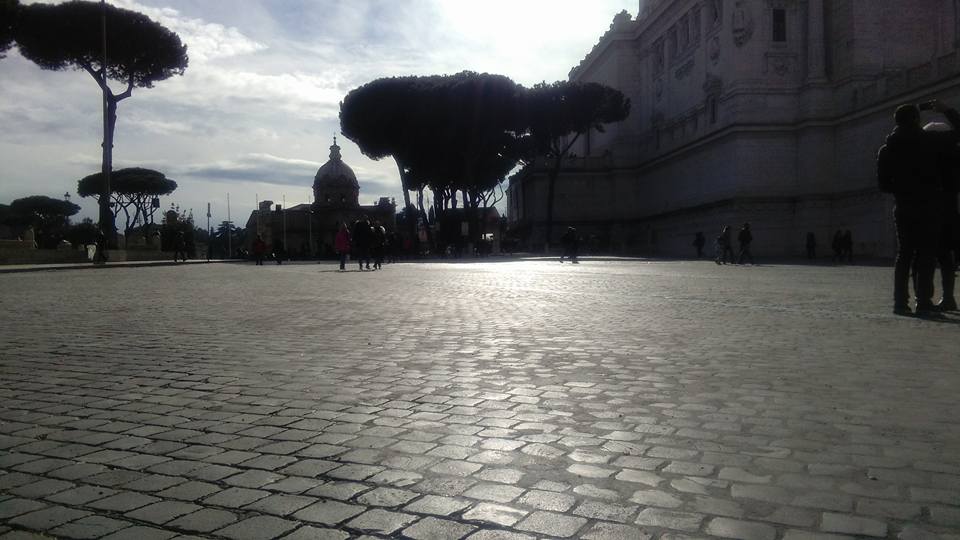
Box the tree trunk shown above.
[99,96,118,249]
[416,187,434,250]
[395,159,417,253]
[544,155,561,253]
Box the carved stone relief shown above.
[732,0,754,47]
[655,78,664,101]
[675,59,695,80]
[708,36,721,65]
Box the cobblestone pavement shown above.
[0,260,958,540]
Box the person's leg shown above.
[893,209,916,312]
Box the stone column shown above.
[806,0,827,82]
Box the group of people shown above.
[877,99,959,315]
[250,235,283,266]
[704,223,754,265]
[335,217,391,271]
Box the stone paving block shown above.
[222,469,283,488]
[201,487,270,508]
[705,517,777,540]
[278,525,349,540]
[305,481,371,500]
[464,531,535,540]
[402,516,476,540]
[45,485,116,506]
[243,494,314,516]
[87,491,160,512]
[155,481,221,501]
[124,501,201,525]
[461,502,527,527]
[820,512,888,537]
[99,525,177,540]
[515,510,587,537]
[0,498,47,520]
[48,515,131,539]
[214,515,298,540]
[462,483,525,503]
[635,508,704,531]
[9,478,73,498]
[292,499,365,525]
[9,505,90,531]
[346,508,418,535]
[356,486,418,507]
[516,489,576,511]
[166,508,239,533]
[572,499,639,522]
[579,522,654,540]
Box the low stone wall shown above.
[0,247,89,265]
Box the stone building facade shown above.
[245,139,396,257]
[508,0,960,257]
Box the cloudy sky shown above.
[1,0,635,227]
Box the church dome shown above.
[313,137,360,207]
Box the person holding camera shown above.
[877,100,960,315]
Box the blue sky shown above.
[1,0,635,227]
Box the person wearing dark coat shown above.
[352,218,372,271]
[877,100,960,315]
[842,230,853,263]
[715,225,734,265]
[693,232,706,258]
[560,227,579,263]
[922,121,960,311]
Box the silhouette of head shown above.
[895,104,921,129]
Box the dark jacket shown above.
[877,109,960,199]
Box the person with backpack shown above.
[737,223,754,265]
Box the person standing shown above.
[693,232,705,258]
[877,100,960,315]
[805,232,817,260]
[352,217,371,271]
[174,231,188,263]
[560,226,579,263]
[334,222,351,271]
[831,230,844,263]
[252,234,267,266]
[923,121,960,311]
[715,225,734,265]
[842,230,854,263]
[372,220,386,270]
[737,222,754,265]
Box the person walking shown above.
[252,234,267,266]
[805,232,817,260]
[372,220,386,270]
[173,231,188,263]
[831,230,844,263]
[560,226,580,263]
[693,232,705,258]
[877,100,960,315]
[715,225,734,264]
[334,222,351,271]
[737,222,754,265]
[352,217,371,271]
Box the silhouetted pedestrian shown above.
[737,222,754,264]
[924,120,960,311]
[715,225,734,264]
[842,230,853,263]
[560,227,579,263]
[831,230,844,263]
[174,231,188,263]
[252,234,267,266]
[877,100,960,315]
[372,220,386,270]
[352,217,372,270]
[693,232,705,258]
[335,222,351,271]
[805,232,817,260]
